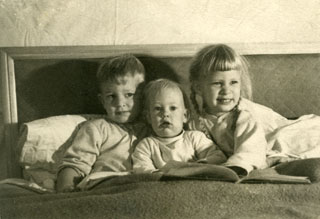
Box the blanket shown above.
[1,159,320,219]
[1,175,320,219]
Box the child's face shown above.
[147,88,187,138]
[197,70,241,116]
[99,73,144,123]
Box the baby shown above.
[132,79,226,173]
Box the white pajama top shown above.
[132,130,227,173]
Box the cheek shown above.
[150,117,159,128]
[233,86,241,95]
[204,88,218,100]
[148,111,157,122]
[103,104,114,113]
[206,85,218,94]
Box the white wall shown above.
[1,0,320,47]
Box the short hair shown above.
[96,54,145,86]
[189,44,252,113]
[143,78,191,117]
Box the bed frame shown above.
[1,42,320,180]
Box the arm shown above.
[190,131,227,164]
[132,138,158,173]
[56,167,83,193]
[224,110,268,173]
[57,121,103,190]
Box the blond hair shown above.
[97,54,145,87]
[189,44,252,113]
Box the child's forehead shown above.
[108,73,144,84]
[208,70,240,78]
[153,88,184,102]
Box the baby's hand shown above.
[267,156,298,167]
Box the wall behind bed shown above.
[1,0,319,47]
[1,0,320,179]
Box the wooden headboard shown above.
[1,43,320,179]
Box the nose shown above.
[115,96,126,107]
[221,84,231,94]
[162,108,170,118]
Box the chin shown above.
[111,116,131,124]
[157,131,179,138]
[220,105,236,112]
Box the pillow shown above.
[17,114,106,190]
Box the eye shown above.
[104,94,115,102]
[125,92,135,98]
[153,106,162,112]
[170,106,177,111]
[211,82,222,87]
[231,80,239,85]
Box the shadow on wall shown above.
[139,55,182,83]
[17,60,104,124]
[15,56,181,124]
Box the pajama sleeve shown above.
[60,121,104,176]
[224,110,268,173]
[132,138,158,173]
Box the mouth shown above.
[159,121,171,128]
[217,98,233,104]
[115,111,130,116]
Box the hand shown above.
[56,167,82,193]
[267,156,298,167]
[196,159,208,164]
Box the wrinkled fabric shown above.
[60,119,149,176]
[189,98,320,173]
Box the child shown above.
[56,54,150,192]
[132,79,227,173]
[188,44,320,175]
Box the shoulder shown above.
[238,98,283,117]
[80,119,136,138]
[188,115,211,136]
[138,135,157,143]
[82,118,117,129]
[134,136,158,152]
[237,98,286,129]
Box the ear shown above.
[97,93,104,105]
[192,83,202,95]
[183,108,189,123]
